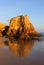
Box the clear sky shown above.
[0,0,44,32]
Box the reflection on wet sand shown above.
[0,36,44,65]
[0,41,4,47]
[8,40,34,57]
[0,37,34,57]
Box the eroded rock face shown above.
[0,22,5,37]
[7,15,36,39]
[0,22,5,32]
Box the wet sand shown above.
[0,36,44,65]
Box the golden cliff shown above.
[0,15,42,39]
[7,15,37,40]
[0,22,5,37]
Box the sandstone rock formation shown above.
[0,22,5,31]
[0,22,5,37]
[0,15,42,40]
[2,26,9,36]
[7,15,37,40]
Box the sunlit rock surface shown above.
[0,22,5,31]
[7,15,37,39]
[0,15,42,39]
[0,22,5,37]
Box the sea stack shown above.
[7,15,37,40]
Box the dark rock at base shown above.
[2,26,9,36]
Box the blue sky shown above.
[0,0,44,32]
